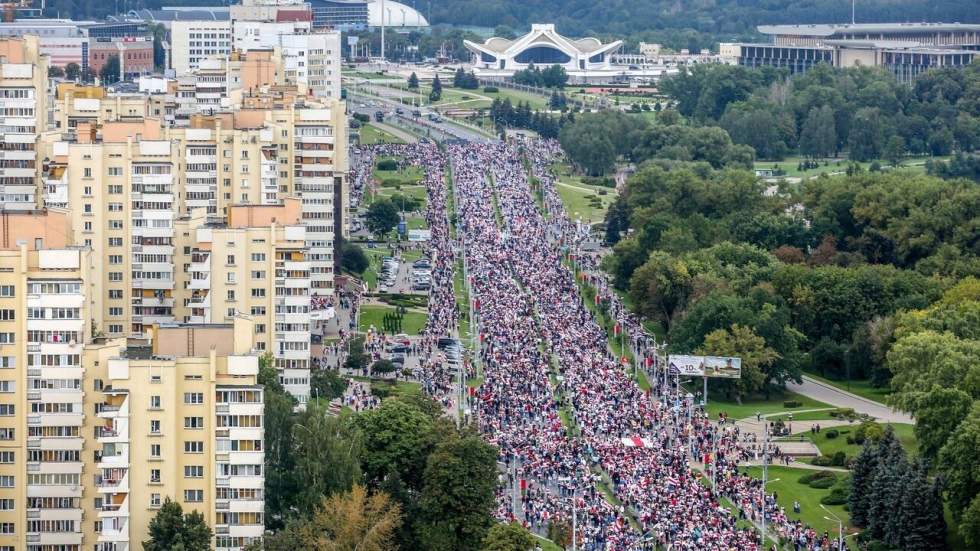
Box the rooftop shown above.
[759,22,980,36]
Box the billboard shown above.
[667,355,741,379]
[668,355,705,377]
[703,356,742,379]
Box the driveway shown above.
[787,376,913,424]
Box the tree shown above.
[898,460,949,551]
[365,199,400,237]
[938,403,980,518]
[628,251,693,333]
[848,439,879,527]
[48,66,65,78]
[430,74,442,102]
[261,354,300,529]
[697,323,779,399]
[340,241,370,274]
[847,107,890,161]
[311,368,349,401]
[416,436,498,551]
[149,22,167,70]
[798,105,837,158]
[100,54,121,84]
[65,62,81,81]
[884,135,906,166]
[481,522,535,551]
[291,402,364,512]
[911,386,973,461]
[265,485,403,551]
[356,399,440,489]
[372,359,397,375]
[81,66,96,83]
[960,495,980,549]
[408,72,419,89]
[143,498,213,551]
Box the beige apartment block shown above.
[0,36,49,212]
[174,199,312,402]
[0,214,96,551]
[81,317,264,551]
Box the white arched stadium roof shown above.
[368,0,429,27]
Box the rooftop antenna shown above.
[852,0,856,24]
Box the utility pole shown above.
[852,0,856,24]
[380,0,386,64]
[761,421,769,545]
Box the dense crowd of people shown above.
[344,138,843,550]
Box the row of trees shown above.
[258,357,512,550]
[558,110,753,175]
[488,98,565,139]
[512,64,568,89]
[48,56,121,85]
[662,61,980,161]
[848,427,947,550]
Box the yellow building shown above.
[0,36,49,212]
[174,199,312,402]
[81,317,264,551]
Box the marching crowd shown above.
[346,138,844,550]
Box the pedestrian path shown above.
[788,376,912,424]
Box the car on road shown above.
[374,111,384,122]
[395,107,405,115]
[413,259,431,268]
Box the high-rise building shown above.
[174,200,312,402]
[170,20,233,76]
[0,36,48,212]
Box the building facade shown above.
[0,37,48,212]
[170,20,233,76]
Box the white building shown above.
[465,24,622,79]
[233,21,341,100]
[170,20,232,76]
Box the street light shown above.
[821,504,844,550]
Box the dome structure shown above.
[465,24,622,74]
[368,0,428,27]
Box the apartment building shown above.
[0,36,48,212]
[292,104,348,299]
[174,199,312,402]
[171,20,233,76]
[82,317,264,551]
[0,211,96,551]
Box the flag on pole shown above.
[613,322,621,336]
[594,293,600,305]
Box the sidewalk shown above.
[788,376,913,424]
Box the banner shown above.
[704,356,742,379]
[667,355,741,379]
[667,354,705,376]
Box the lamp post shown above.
[821,504,844,550]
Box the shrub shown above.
[483,86,499,93]
[370,385,393,400]
[597,189,608,195]
[353,113,370,123]
[809,475,837,489]
[798,470,837,485]
[783,400,801,408]
[811,455,834,466]
[830,451,847,467]
[825,429,839,439]
[852,421,884,445]
[828,407,856,419]
[821,486,849,505]
[376,159,398,171]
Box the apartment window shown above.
[251,253,266,262]
[84,221,92,231]
[109,255,123,265]
[150,469,161,483]
[184,417,204,429]
[108,167,122,176]
[0,476,13,487]
[227,290,236,301]
[0,310,12,321]
[109,307,123,316]
[0,357,11,369]
[0,429,12,440]
[251,270,265,279]
[83,167,92,178]
[255,324,265,334]
[150,494,161,507]
[108,203,123,212]
[150,420,161,434]
[109,219,123,229]
[0,382,13,393]
[108,237,123,247]
[84,204,92,213]
[250,306,265,316]
[227,273,236,284]
[0,333,13,344]
[184,441,204,453]
[108,324,123,334]
[0,452,12,463]
[251,289,266,298]
[184,392,204,404]
[184,465,204,478]
[84,186,92,195]
[0,405,13,416]
[150,444,161,458]
[226,255,236,265]
[226,308,236,318]
[0,523,12,534]
[150,395,161,409]
[108,272,123,282]
[109,290,123,299]
[184,489,204,502]
[0,286,12,297]
[109,185,123,194]
[0,499,12,511]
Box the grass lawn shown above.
[360,248,392,291]
[803,371,893,403]
[406,216,429,230]
[550,162,617,223]
[358,123,406,145]
[357,305,428,335]
[802,422,917,465]
[365,184,428,209]
[752,155,946,179]
[703,392,834,421]
[373,156,424,187]
[741,466,855,537]
[482,87,551,111]
[454,260,472,342]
